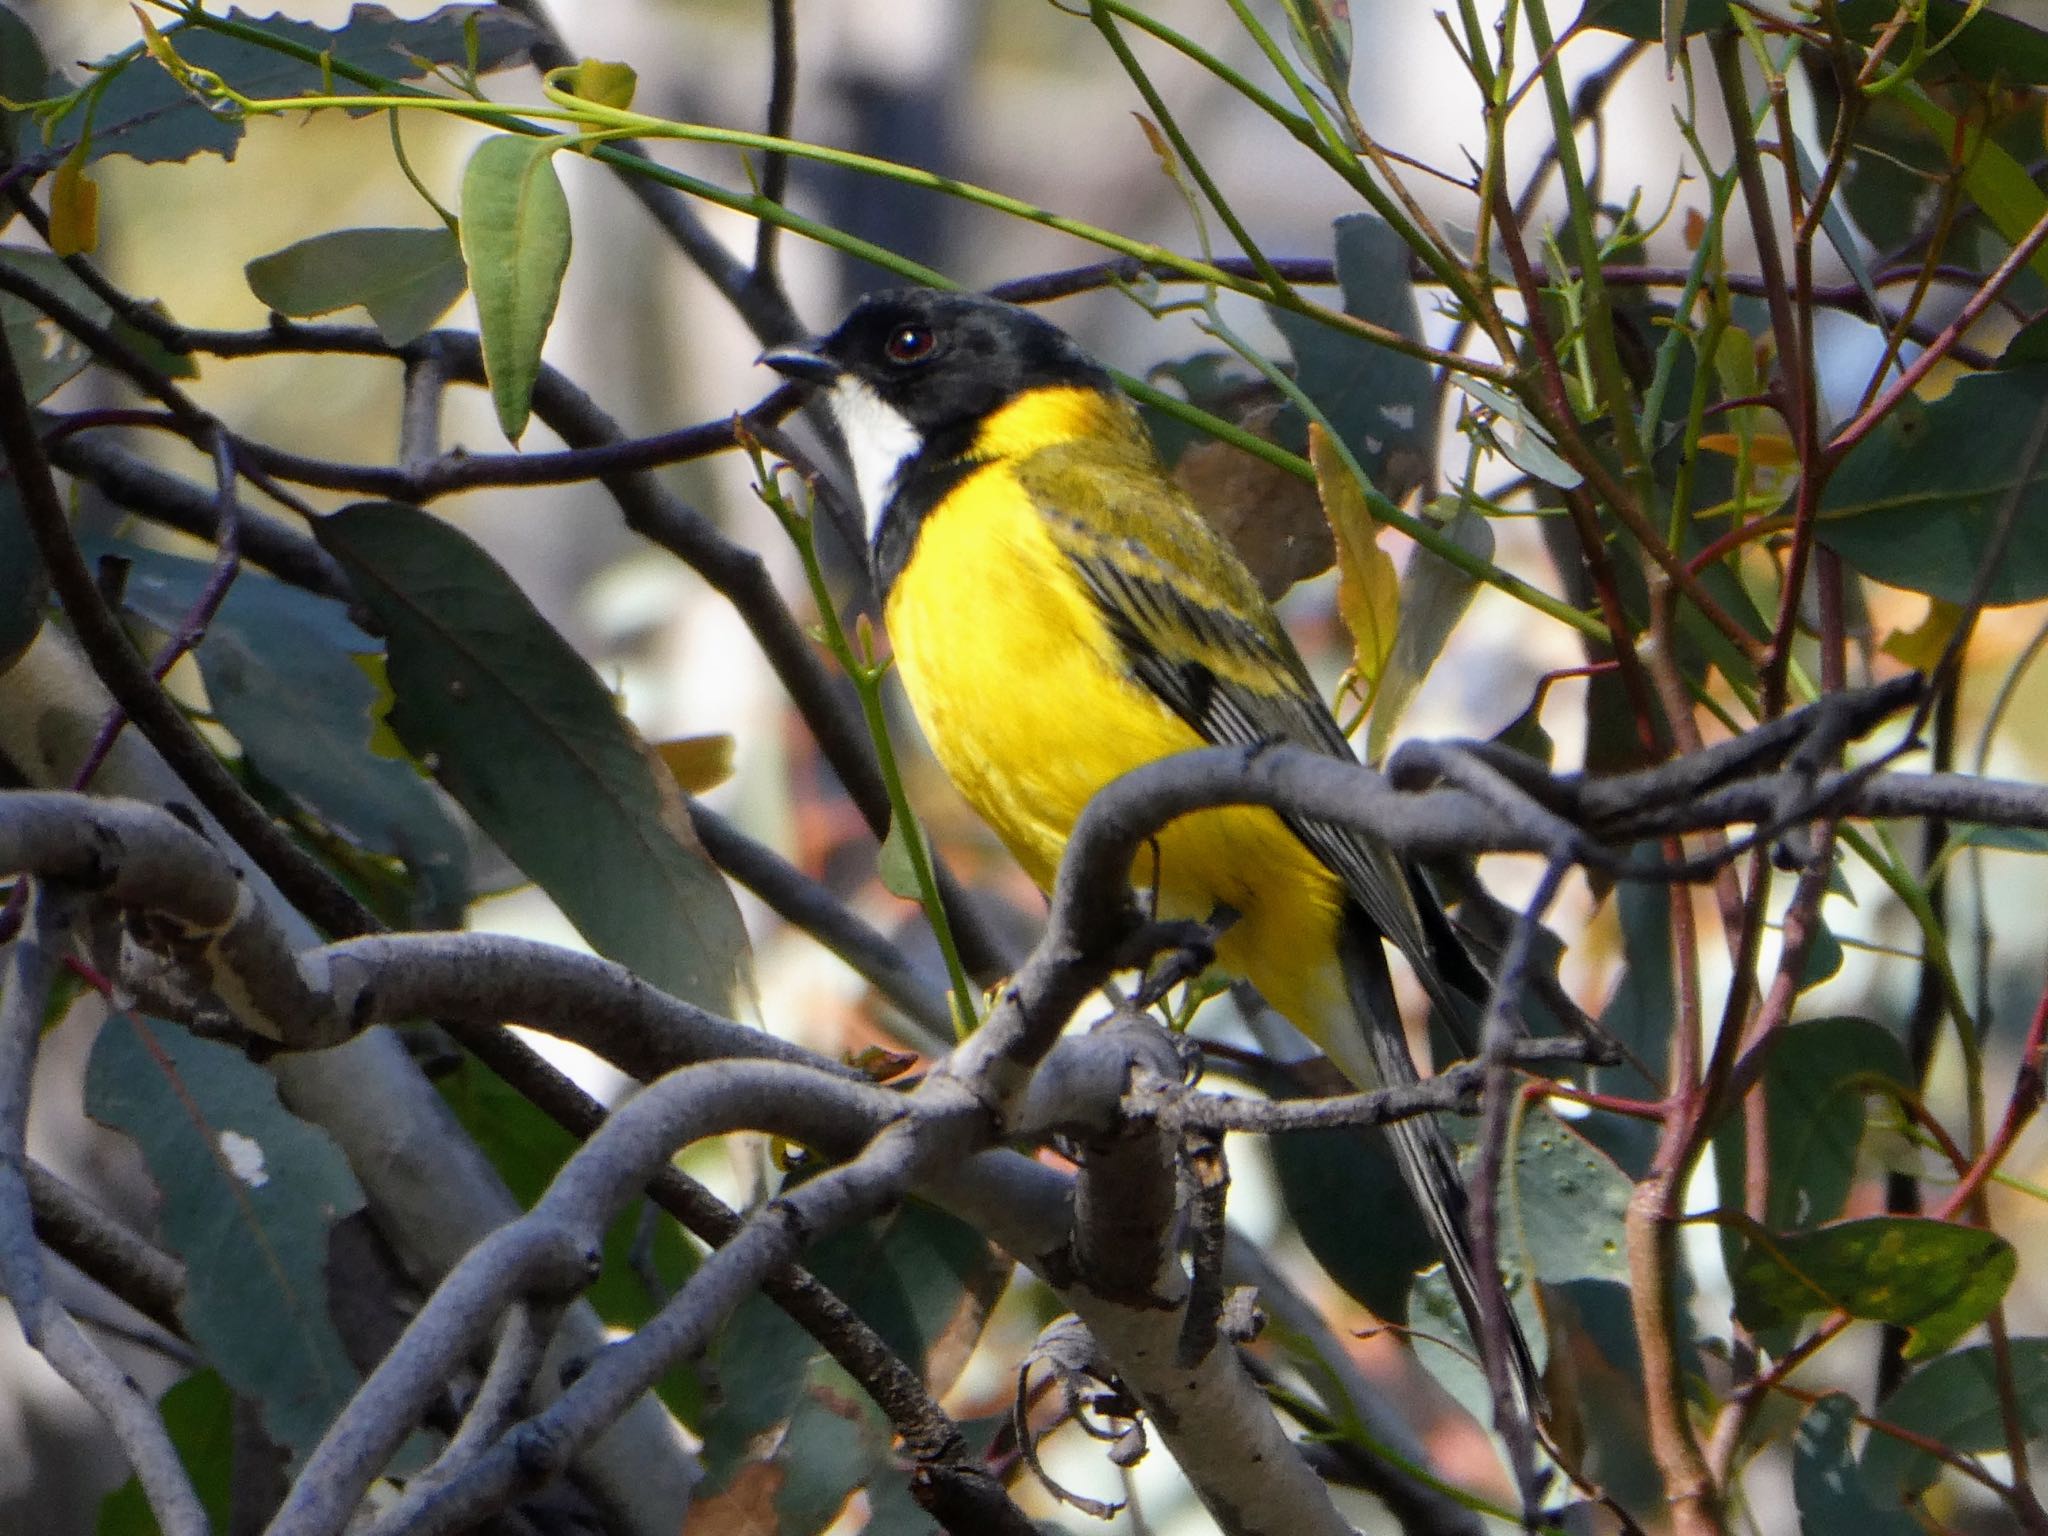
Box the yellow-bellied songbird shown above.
[765,289,1541,1420]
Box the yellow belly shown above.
[884,462,1348,1034]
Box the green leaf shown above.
[316,502,755,1016]
[1756,1018,1912,1233]
[1818,367,2048,606]
[1948,822,2048,855]
[1578,0,1730,38]
[1278,0,1352,95]
[1270,213,1435,503]
[1271,1122,1436,1323]
[0,472,46,670]
[0,247,106,402]
[246,227,466,347]
[1409,1258,1546,1429]
[1794,1392,1921,1536]
[84,1016,365,1459]
[700,1199,1004,1511]
[95,541,471,921]
[1730,1217,2014,1360]
[459,134,573,442]
[1366,501,1492,763]
[876,816,926,902]
[1454,377,1583,490]
[44,5,535,168]
[0,3,53,162]
[1897,88,2048,288]
[1837,0,2048,91]
[1502,1105,1631,1286]
[96,1371,235,1536]
[1862,1337,2048,1499]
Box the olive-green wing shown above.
[1022,453,1446,992]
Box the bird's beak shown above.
[759,345,840,386]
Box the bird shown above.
[763,287,1542,1423]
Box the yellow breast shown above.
[882,390,1348,1032]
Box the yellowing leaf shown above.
[845,1044,918,1082]
[562,58,636,112]
[1132,112,1177,178]
[349,652,410,763]
[48,146,98,256]
[1697,431,1799,467]
[1881,597,1964,672]
[1309,423,1399,695]
[653,733,735,795]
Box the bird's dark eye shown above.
[883,324,936,365]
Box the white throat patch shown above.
[822,377,922,541]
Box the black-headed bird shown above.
[765,289,1541,1421]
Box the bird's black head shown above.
[769,288,1114,440]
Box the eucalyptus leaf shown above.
[1819,367,2048,605]
[1730,1217,2014,1359]
[1271,213,1434,503]
[316,501,755,1016]
[1795,1393,1920,1536]
[93,541,471,920]
[459,135,572,441]
[85,1017,365,1459]
[1862,1337,2048,1499]
[43,5,534,168]
[246,227,466,346]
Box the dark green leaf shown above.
[1818,368,2048,606]
[0,247,106,402]
[97,542,470,920]
[1837,0,2048,87]
[1862,1337,2048,1499]
[84,1017,364,1458]
[96,1371,234,1536]
[801,1198,1006,1392]
[0,3,52,162]
[316,502,754,1015]
[1578,0,1730,38]
[1503,1106,1631,1286]
[1764,1018,1911,1231]
[459,135,572,442]
[1730,1217,2014,1359]
[1366,502,1491,762]
[246,227,466,346]
[1798,920,1843,990]
[699,1199,1002,1506]
[0,472,46,670]
[1271,213,1434,502]
[45,5,535,168]
[1271,1123,1435,1322]
[1795,1392,1920,1536]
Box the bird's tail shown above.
[1328,910,1545,1431]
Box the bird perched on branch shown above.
[764,288,1542,1425]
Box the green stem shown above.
[750,454,980,1039]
